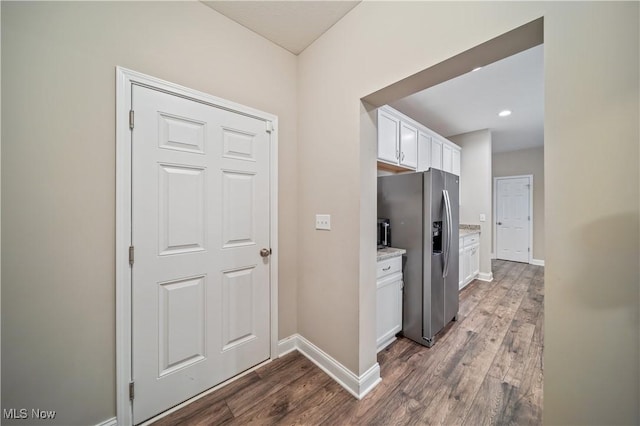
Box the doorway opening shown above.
[362,16,545,424]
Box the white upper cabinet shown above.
[417,131,431,172]
[399,122,418,169]
[452,147,461,176]
[442,142,453,173]
[430,137,443,170]
[377,109,400,164]
[441,138,461,176]
[377,105,460,176]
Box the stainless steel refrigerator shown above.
[377,170,459,347]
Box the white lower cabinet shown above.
[459,243,465,289]
[470,244,480,278]
[376,256,403,352]
[459,232,480,290]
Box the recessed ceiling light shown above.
[472,67,483,72]
[498,110,512,117]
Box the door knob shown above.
[260,248,271,258]
[497,222,502,225]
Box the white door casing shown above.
[116,68,278,426]
[495,176,532,263]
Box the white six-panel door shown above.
[495,176,531,263]
[131,85,271,423]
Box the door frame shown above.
[493,174,533,264]
[115,67,279,426]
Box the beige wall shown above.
[1,2,297,425]
[298,1,638,424]
[450,129,492,277]
[493,146,545,260]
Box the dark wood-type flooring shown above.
[152,260,543,425]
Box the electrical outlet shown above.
[479,214,486,222]
[315,214,331,230]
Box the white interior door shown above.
[131,85,271,423]
[496,176,531,263]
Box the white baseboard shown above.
[96,417,117,426]
[530,258,545,266]
[277,334,298,357]
[477,272,493,282]
[278,334,381,400]
[376,335,397,353]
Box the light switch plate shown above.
[479,214,486,222]
[316,214,331,230]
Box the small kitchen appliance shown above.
[377,218,391,249]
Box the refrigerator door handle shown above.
[443,190,452,278]
[442,190,448,277]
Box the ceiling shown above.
[202,1,361,55]
[390,45,544,154]
[200,1,542,154]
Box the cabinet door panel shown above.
[377,109,399,164]
[452,148,461,176]
[443,143,453,173]
[431,138,443,170]
[417,131,431,172]
[464,246,473,283]
[458,245,464,289]
[399,122,418,169]
[471,244,480,277]
[376,276,402,349]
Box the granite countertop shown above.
[377,247,406,261]
[460,224,481,238]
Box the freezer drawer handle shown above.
[382,265,391,271]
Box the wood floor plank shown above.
[413,265,533,425]
[150,260,544,426]
[462,374,520,426]
[224,353,314,418]
[436,301,528,425]
[277,379,345,425]
[320,347,419,424]
[150,372,260,426]
[487,321,536,382]
[226,365,331,424]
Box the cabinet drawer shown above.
[463,233,479,247]
[377,256,402,279]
